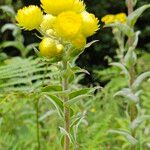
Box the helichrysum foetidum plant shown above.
[101,1,150,149]
[16,0,99,149]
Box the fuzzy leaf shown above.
[85,40,99,48]
[131,115,150,130]
[132,71,150,90]
[114,88,139,103]
[110,62,130,80]
[59,127,74,143]
[127,4,150,27]
[44,95,63,118]
[105,23,134,37]
[42,85,62,92]
[109,129,138,145]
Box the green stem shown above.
[126,1,137,149]
[62,60,70,150]
[36,99,40,150]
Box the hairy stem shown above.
[62,60,70,150]
[126,1,137,149]
[36,99,40,150]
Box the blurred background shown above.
[0,0,150,85]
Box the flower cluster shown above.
[101,13,127,25]
[16,0,99,59]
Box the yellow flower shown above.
[16,5,43,30]
[115,13,127,23]
[71,34,86,49]
[54,11,82,39]
[39,38,63,58]
[40,14,56,32]
[41,0,85,16]
[72,0,85,13]
[101,14,115,25]
[81,11,99,37]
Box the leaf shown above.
[71,66,90,75]
[0,5,15,17]
[110,62,130,80]
[38,110,56,121]
[85,40,99,48]
[114,88,139,103]
[69,88,92,99]
[66,87,100,106]
[73,115,85,141]
[130,115,150,130]
[44,95,63,118]
[105,23,134,37]
[132,71,150,90]
[127,4,150,27]
[109,129,138,145]
[1,23,17,33]
[59,127,74,143]
[42,85,62,92]
[0,41,25,52]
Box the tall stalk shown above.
[126,1,137,149]
[62,60,70,150]
[36,99,40,150]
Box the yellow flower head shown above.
[40,14,56,32]
[101,14,115,25]
[16,5,43,30]
[72,0,85,13]
[54,11,82,39]
[39,38,62,58]
[115,13,127,23]
[41,0,85,16]
[81,11,99,37]
[71,34,86,49]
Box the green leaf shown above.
[66,87,100,106]
[127,4,150,27]
[109,129,138,145]
[130,115,150,130]
[71,66,90,75]
[0,41,25,52]
[69,88,91,99]
[110,62,130,80]
[124,48,137,68]
[132,71,150,90]
[105,23,134,37]
[59,127,74,143]
[114,88,139,103]
[44,95,63,118]
[85,40,99,48]
[0,5,15,17]
[42,85,62,92]
[65,94,92,106]
[1,23,17,33]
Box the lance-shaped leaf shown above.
[42,85,62,92]
[85,40,99,48]
[73,115,85,141]
[44,95,63,118]
[127,4,150,27]
[59,127,74,144]
[132,71,150,90]
[110,62,130,80]
[130,115,150,130]
[0,41,25,51]
[105,23,134,37]
[114,88,139,103]
[109,129,138,145]
[66,87,100,106]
